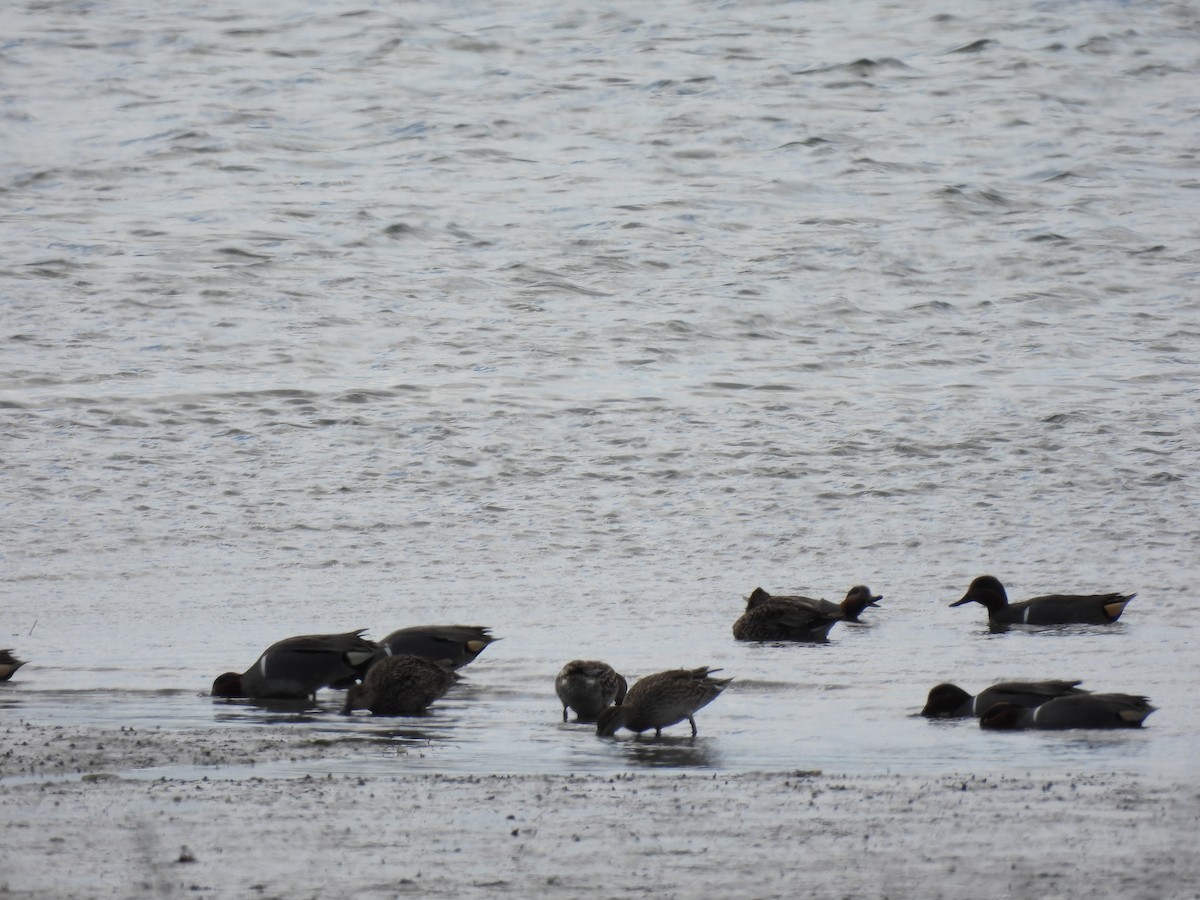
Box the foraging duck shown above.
[0,649,27,681]
[341,654,456,716]
[980,693,1156,730]
[555,660,628,722]
[596,666,731,737]
[733,588,844,642]
[211,630,378,700]
[372,625,497,670]
[921,680,1088,718]
[950,575,1135,626]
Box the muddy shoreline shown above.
[2,723,1198,899]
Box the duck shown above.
[596,666,732,737]
[555,660,628,722]
[733,588,845,642]
[950,575,1135,626]
[0,649,27,681]
[980,693,1156,730]
[827,585,883,623]
[371,625,497,670]
[211,630,378,700]
[921,680,1088,718]
[341,654,456,716]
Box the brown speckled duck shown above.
[951,575,1134,626]
[555,660,628,722]
[341,654,456,716]
[733,588,845,642]
[596,666,731,738]
[211,630,377,700]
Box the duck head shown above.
[211,672,244,697]
[595,705,627,737]
[842,585,882,619]
[920,683,971,718]
[950,575,1008,610]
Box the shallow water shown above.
[2,0,1198,779]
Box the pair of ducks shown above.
[732,575,1136,643]
[211,625,497,716]
[554,661,732,737]
[921,680,1156,730]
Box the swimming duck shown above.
[980,693,1156,730]
[827,585,883,622]
[0,649,27,681]
[921,680,1088,718]
[596,666,731,737]
[950,575,1135,626]
[555,660,628,722]
[372,625,497,669]
[341,654,456,716]
[211,630,378,700]
[733,588,844,642]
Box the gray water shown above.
[2,0,1197,778]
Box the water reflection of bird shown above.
[596,666,731,737]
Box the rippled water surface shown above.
[2,0,1198,778]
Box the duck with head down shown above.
[921,680,1088,718]
[211,630,377,700]
[341,654,456,716]
[596,666,732,738]
[556,659,628,722]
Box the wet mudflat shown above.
[3,723,1199,899]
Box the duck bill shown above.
[948,596,973,607]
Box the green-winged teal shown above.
[596,666,732,737]
[341,654,456,716]
[372,625,497,669]
[0,649,26,681]
[980,693,1155,729]
[555,660,628,722]
[733,588,844,642]
[951,575,1135,626]
[211,630,377,700]
[921,680,1087,718]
